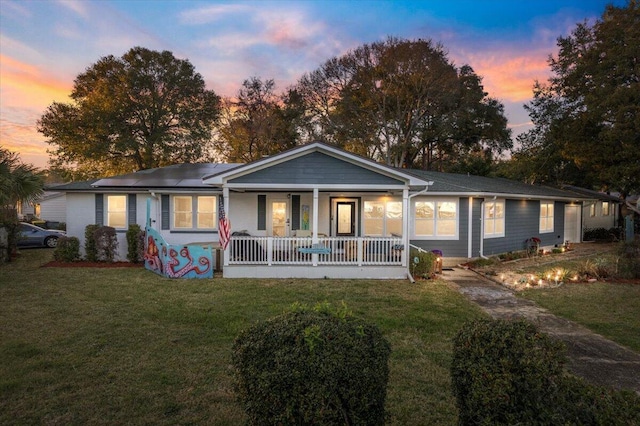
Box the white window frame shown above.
[363,199,403,237]
[106,194,127,229]
[602,201,610,216]
[484,199,505,238]
[590,203,596,217]
[539,201,554,233]
[172,195,217,231]
[412,198,459,240]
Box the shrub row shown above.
[451,318,640,425]
[54,224,145,263]
[231,302,391,425]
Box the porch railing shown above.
[228,236,404,266]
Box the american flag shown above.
[218,196,231,250]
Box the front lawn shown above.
[520,282,640,352]
[0,250,484,425]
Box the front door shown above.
[270,200,289,237]
[336,201,356,236]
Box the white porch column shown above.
[312,188,319,244]
[312,188,319,266]
[468,196,473,258]
[223,187,229,267]
[402,188,409,267]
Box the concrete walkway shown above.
[440,267,640,394]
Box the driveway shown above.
[441,264,640,394]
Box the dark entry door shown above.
[336,201,356,236]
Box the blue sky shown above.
[0,0,623,169]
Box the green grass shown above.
[0,249,485,425]
[520,282,640,352]
[509,250,640,352]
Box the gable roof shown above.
[202,141,430,188]
[47,142,588,202]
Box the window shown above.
[414,199,457,238]
[484,199,505,238]
[590,203,596,217]
[106,195,127,228]
[172,195,217,230]
[363,200,402,236]
[539,201,554,233]
[602,202,610,216]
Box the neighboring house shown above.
[52,142,587,279]
[37,191,67,223]
[561,185,621,233]
[16,190,67,224]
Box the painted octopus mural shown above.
[144,226,213,279]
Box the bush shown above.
[577,257,615,280]
[53,236,80,262]
[84,224,100,262]
[94,226,118,262]
[231,302,391,425]
[126,224,144,263]
[451,318,640,425]
[617,239,640,279]
[451,319,566,425]
[583,227,621,242]
[409,248,438,278]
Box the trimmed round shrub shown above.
[53,236,80,262]
[451,318,640,425]
[451,319,566,425]
[231,303,391,425]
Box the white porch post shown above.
[312,188,319,244]
[223,187,229,267]
[402,188,409,267]
[468,196,473,258]
[312,188,319,266]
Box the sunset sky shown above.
[0,0,623,170]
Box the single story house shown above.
[52,142,587,279]
[561,185,621,234]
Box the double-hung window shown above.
[539,201,554,233]
[172,195,217,230]
[106,195,127,229]
[484,199,505,238]
[414,199,458,238]
[602,202,610,216]
[363,200,402,236]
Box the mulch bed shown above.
[42,261,143,268]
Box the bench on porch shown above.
[297,243,331,255]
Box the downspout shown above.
[406,182,434,282]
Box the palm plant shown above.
[0,148,44,214]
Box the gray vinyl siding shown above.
[483,200,566,256]
[229,152,404,185]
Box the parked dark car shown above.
[18,222,66,248]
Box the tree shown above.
[215,77,303,162]
[0,147,44,213]
[295,37,511,170]
[38,47,221,176]
[510,1,640,196]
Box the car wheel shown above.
[45,236,58,248]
